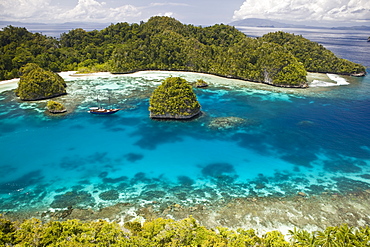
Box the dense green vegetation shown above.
[149,77,201,119]
[0,16,366,87]
[260,31,366,75]
[195,79,208,88]
[1,215,370,246]
[16,63,67,101]
[47,100,66,113]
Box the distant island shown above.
[229,17,370,31]
[0,16,366,88]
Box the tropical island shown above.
[149,77,201,119]
[16,63,67,101]
[0,16,366,88]
[46,100,67,114]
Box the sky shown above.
[0,0,369,26]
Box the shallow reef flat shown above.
[4,190,370,236]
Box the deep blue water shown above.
[0,29,370,212]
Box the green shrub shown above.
[1,214,370,246]
[47,100,66,113]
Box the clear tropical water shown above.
[1,28,370,214]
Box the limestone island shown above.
[149,77,201,119]
[16,63,67,101]
[195,79,209,88]
[47,100,67,114]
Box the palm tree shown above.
[315,226,339,247]
[289,227,316,246]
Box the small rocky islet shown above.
[16,63,67,101]
[149,77,201,119]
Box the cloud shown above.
[150,2,190,7]
[0,0,54,19]
[59,0,141,22]
[155,12,174,17]
[233,0,370,23]
[0,0,142,23]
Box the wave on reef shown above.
[326,74,350,85]
[309,74,349,87]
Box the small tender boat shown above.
[88,107,120,115]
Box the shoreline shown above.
[3,190,370,236]
[0,69,355,93]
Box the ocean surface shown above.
[0,27,370,216]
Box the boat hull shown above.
[88,108,120,115]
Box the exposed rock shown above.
[195,79,209,88]
[351,71,366,77]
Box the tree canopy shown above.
[0,17,366,87]
[16,63,67,101]
[47,100,66,113]
[1,215,370,246]
[149,77,201,119]
[260,31,366,75]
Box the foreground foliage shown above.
[0,17,365,87]
[149,77,201,119]
[1,215,370,246]
[16,63,66,101]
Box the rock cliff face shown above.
[149,77,201,119]
[16,63,67,101]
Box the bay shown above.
[0,27,370,232]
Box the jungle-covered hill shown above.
[0,16,366,87]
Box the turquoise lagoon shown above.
[1,69,370,215]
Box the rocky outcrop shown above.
[195,79,209,88]
[351,71,366,77]
[208,117,258,130]
[16,63,67,101]
[47,100,67,114]
[149,77,201,120]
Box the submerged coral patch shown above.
[140,190,166,200]
[323,158,363,173]
[133,126,183,150]
[281,152,317,168]
[177,176,195,187]
[125,153,144,162]
[201,163,235,178]
[208,117,247,130]
[102,176,128,184]
[333,177,370,193]
[99,190,120,201]
[51,191,95,208]
[0,170,43,194]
